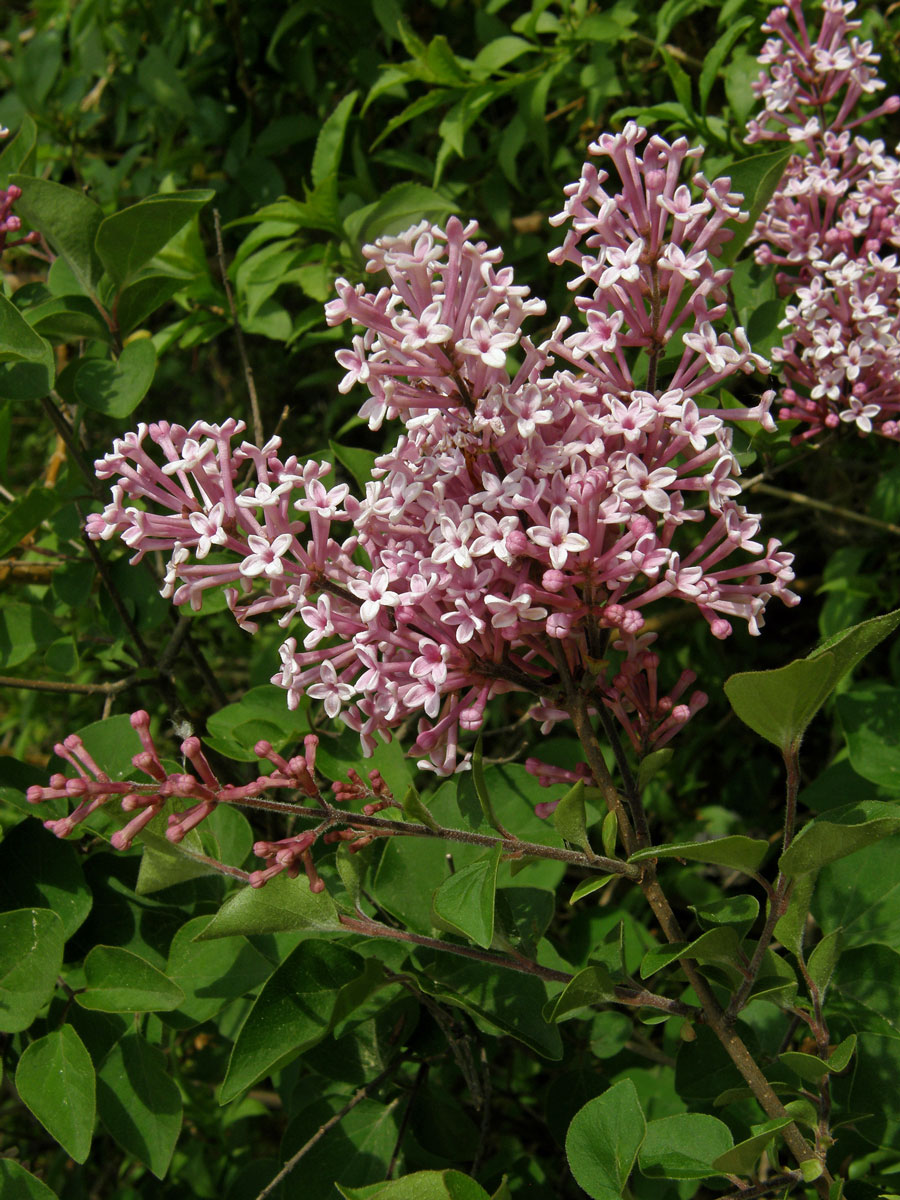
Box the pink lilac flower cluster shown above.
[747,0,900,440]
[77,124,796,784]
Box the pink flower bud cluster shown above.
[26,711,331,887]
[746,0,900,439]
[83,125,796,777]
[0,134,40,255]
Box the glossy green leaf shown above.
[9,174,104,294]
[698,17,754,112]
[73,337,157,417]
[711,1118,791,1176]
[837,686,900,790]
[629,835,767,873]
[717,147,793,265]
[779,802,900,877]
[431,845,501,948]
[778,1051,833,1084]
[0,293,55,401]
[344,182,457,248]
[0,818,91,938]
[726,608,900,751]
[96,1033,182,1179]
[312,91,358,187]
[566,1079,646,1200]
[545,964,617,1023]
[553,778,594,854]
[337,1170,491,1199]
[0,908,64,1032]
[638,1112,733,1179]
[15,1025,95,1163]
[0,1159,59,1199]
[77,945,185,1012]
[163,916,273,1028]
[221,940,365,1102]
[196,871,343,938]
[95,189,214,287]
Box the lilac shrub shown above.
[30,125,797,862]
[747,0,900,440]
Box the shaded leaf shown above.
[630,836,767,873]
[77,945,185,1013]
[15,1025,95,1162]
[431,845,501,948]
[0,908,64,1032]
[97,1033,182,1179]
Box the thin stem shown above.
[748,480,900,538]
[716,1173,803,1200]
[224,798,642,879]
[385,1063,427,1180]
[595,701,650,848]
[0,674,137,695]
[213,208,263,447]
[252,1063,399,1200]
[565,688,637,857]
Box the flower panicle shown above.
[748,0,900,440]
[84,125,796,777]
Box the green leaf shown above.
[830,945,900,1037]
[779,802,900,877]
[312,91,358,187]
[163,916,273,1028]
[431,845,501,948]
[774,874,815,958]
[470,35,533,78]
[196,872,343,939]
[0,602,59,669]
[77,945,185,1013]
[691,895,759,941]
[0,819,91,938]
[778,1051,833,1085]
[95,190,214,288]
[569,875,615,904]
[837,686,900,790]
[601,810,618,857]
[337,1170,491,1199]
[717,148,793,265]
[221,940,365,1103]
[659,46,692,113]
[640,926,744,979]
[0,483,64,557]
[116,274,185,334]
[343,183,458,249]
[566,1079,646,1200]
[807,928,841,993]
[637,749,672,791]
[419,953,562,1059]
[727,608,900,751]
[545,963,617,1023]
[828,1034,857,1073]
[0,115,38,183]
[812,838,900,949]
[25,294,111,343]
[698,18,754,112]
[553,779,595,854]
[402,784,442,831]
[711,1118,792,1176]
[15,1025,95,1163]
[9,174,104,294]
[629,835,768,873]
[330,439,377,491]
[0,1160,59,1199]
[72,337,157,418]
[0,908,64,1032]
[0,293,55,402]
[96,1033,182,1179]
[638,1113,733,1179]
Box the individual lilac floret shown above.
[747,0,900,440]
[83,126,796,776]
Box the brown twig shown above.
[746,479,900,537]
[0,674,136,695]
[252,1063,399,1200]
